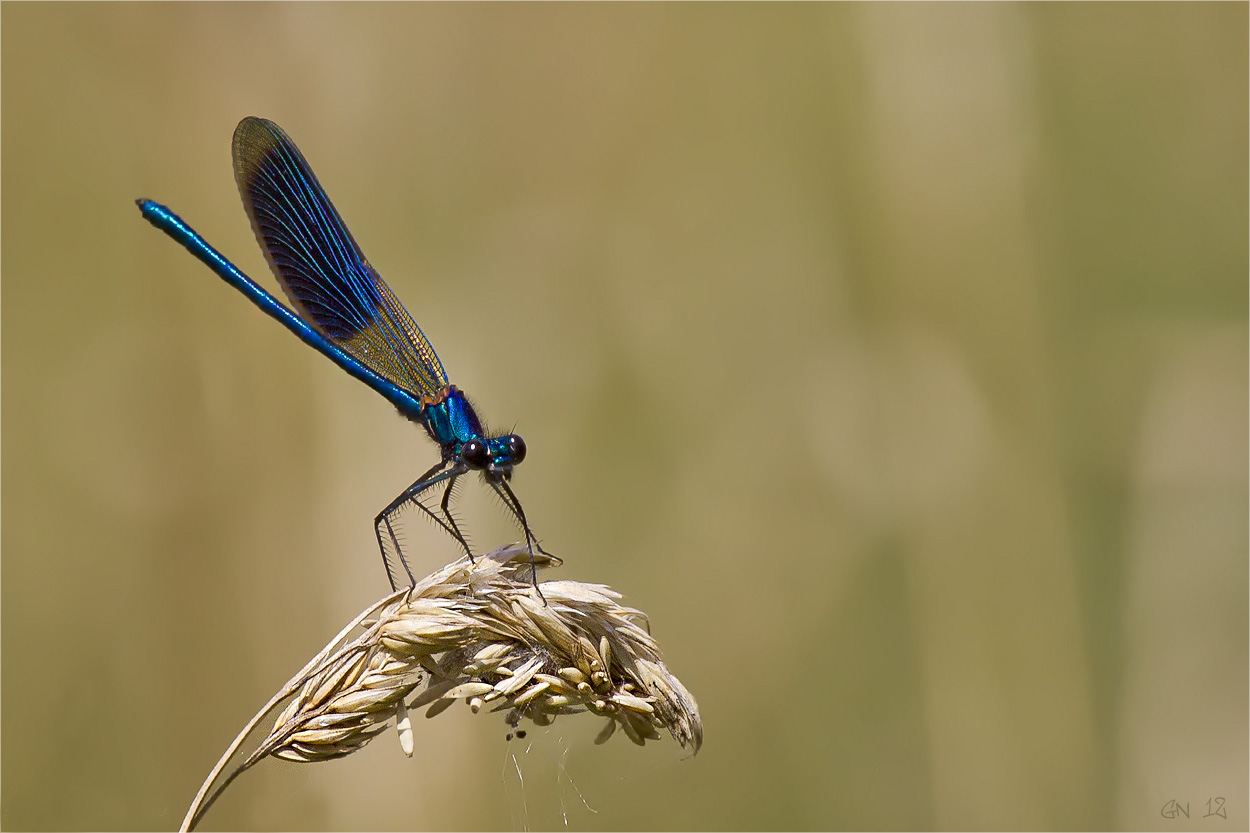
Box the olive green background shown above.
[3,3,1246,831]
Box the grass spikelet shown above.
[182,544,701,831]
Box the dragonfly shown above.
[137,116,547,591]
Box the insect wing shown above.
[232,117,447,397]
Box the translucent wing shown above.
[232,117,447,397]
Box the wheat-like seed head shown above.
[183,545,701,830]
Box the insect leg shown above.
[375,459,470,589]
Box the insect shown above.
[137,116,546,590]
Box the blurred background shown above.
[2,4,1246,831]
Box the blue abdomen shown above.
[420,386,483,449]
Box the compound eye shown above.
[462,438,490,470]
[507,434,526,464]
